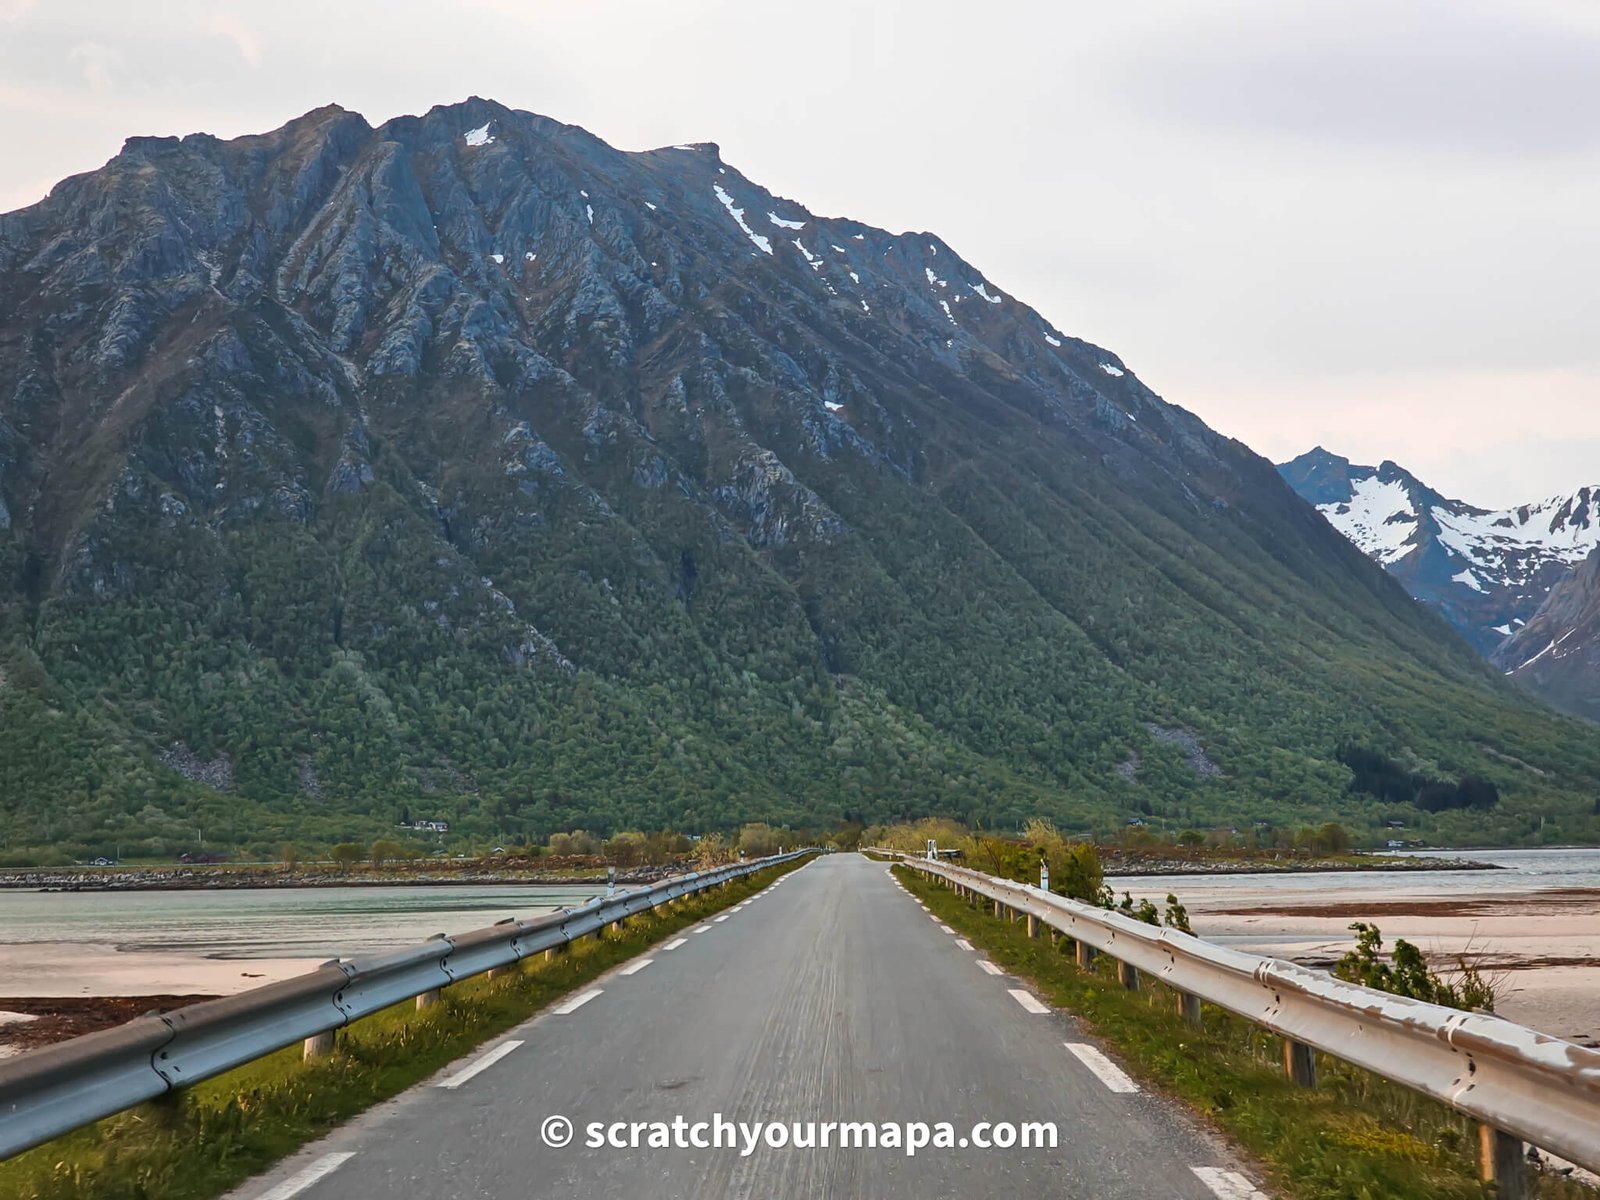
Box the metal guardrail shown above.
[0,849,814,1161]
[883,851,1600,1181]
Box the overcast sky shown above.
[2,0,1596,507]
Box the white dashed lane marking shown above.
[254,1153,357,1200]
[1008,989,1050,1014]
[619,959,654,976]
[976,961,1004,976]
[1191,1167,1268,1199]
[553,989,603,1015]
[663,938,688,951]
[955,939,973,951]
[436,1040,524,1089]
[1064,1043,1138,1093]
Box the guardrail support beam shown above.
[1283,1038,1317,1088]
[416,988,442,1011]
[1117,960,1139,991]
[1177,991,1202,1026]
[303,1031,335,1060]
[1478,1125,1529,1199]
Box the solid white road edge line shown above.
[1191,1166,1268,1199]
[436,1040,525,1090]
[1064,1043,1139,1093]
[254,1153,357,1200]
[553,989,603,1015]
[1008,989,1050,1014]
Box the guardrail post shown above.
[1283,1039,1317,1088]
[1075,940,1096,970]
[303,1031,336,1060]
[1117,960,1139,991]
[1026,913,1038,939]
[1177,991,1202,1025]
[1478,1126,1529,1199]
[993,899,1002,919]
[416,988,442,1010]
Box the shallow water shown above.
[0,883,610,961]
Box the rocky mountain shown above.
[1493,547,1600,721]
[2,98,1598,858]
[1278,448,1600,655]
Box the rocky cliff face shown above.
[1279,448,1600,656]
[1494,547,1600,720]
[0,99,1595,852]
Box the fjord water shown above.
[1110,846,1600,902]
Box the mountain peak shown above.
[3,100,1598,849]
[1279,447,1600,661]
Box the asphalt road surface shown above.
[231,853,1269,1199]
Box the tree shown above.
[370,839,405,866]
[330,842,365,868]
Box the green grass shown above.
[893,865,1591,1200]
[0,857,809,1200]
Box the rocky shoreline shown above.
[1099,853,1497,877]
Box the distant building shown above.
[406,819,450,833]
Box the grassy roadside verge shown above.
[893,864,1590,1200]
[0,857,810,1200]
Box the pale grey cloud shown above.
[0,0,1593,506]
[1120,0,1600,158]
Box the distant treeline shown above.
[1337,745,1499,812]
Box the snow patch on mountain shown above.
[713,185,772,255]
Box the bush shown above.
[1335,922,1497,1011]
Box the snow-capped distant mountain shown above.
[1278,448,1600,655]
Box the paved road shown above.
[232,853,1268,1199]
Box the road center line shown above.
[1064,1043,1139,1093]
[1008,989,1050,1014]
[255,1152,357,1200]
[553,989,603,1015]
[663,938,688,950]
[436,1040,524,1089]
[619,959,654,976]
[976,960,1004,976]
[1191,1167,1268,1199]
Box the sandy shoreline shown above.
[1116,878,1600,1046]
